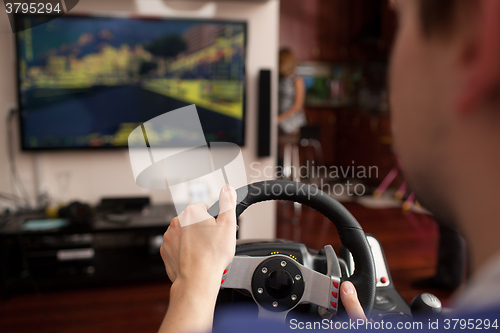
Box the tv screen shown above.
[15,14,246,150]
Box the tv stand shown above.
[0,205,176,299]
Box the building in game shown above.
[182,25,225,54]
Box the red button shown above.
[331,301,337,309]
[381,277,387,283]
[223,269,228,275]
[332,281,339,289]
[221,279,225,284]
[376,279,378,283]
[332,292,338,298]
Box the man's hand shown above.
[276,112,291,124]
[340,281,367,321]
[161,185,237,284]
[159,185,237,333]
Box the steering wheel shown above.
[208,180,376,321]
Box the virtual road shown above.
[22,85,244,148]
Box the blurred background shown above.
[0,1,459,332]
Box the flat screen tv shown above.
[15,14,246,150]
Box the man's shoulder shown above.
[452,304,500,322]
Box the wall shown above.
[279,0,395,62]
[0,0,279,239]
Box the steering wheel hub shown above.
[265,269,294,299]
[251,256,304,312]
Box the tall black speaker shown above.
[257,69,271,157]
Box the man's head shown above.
[389,0,500,230]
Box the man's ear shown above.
[458,0,500,114]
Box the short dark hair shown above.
[419,0,457,36]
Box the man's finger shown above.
[340,281,367,321]
[217,185,237,225]
[178,201,212,227]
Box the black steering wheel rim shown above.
[208,180,376,317]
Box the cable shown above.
[6,109,32,210]
[7,109,30,207]
[0,212,10,228]
[0,191,25,205]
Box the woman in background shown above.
[277,48,307,146]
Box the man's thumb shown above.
[217,185,237,225]
[340,281,367,321]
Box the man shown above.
[159,0,500,331]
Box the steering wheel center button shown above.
[265,269,294,299]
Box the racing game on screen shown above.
[16,15,246,149]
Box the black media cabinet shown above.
[0,206,176,299]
